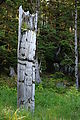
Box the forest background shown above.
[0,0,80,78]
[0,0,80,119]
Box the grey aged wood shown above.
[75,0,78,89]
[17,6,38,111]
[35,58,41,83]
[9,66,16,77]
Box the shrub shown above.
[50,72,65,79]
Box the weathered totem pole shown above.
[17,6,38,111]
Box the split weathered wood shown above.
[35,58,41,83]
[17,6,38,111]
[9,66,16,77]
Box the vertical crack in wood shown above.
[17,6,37,111]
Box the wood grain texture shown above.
[17,6,38,111]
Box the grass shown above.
[0,75,80,120]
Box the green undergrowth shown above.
[0,75,80,120]
[41,72,75,94]
[0,75,17,88]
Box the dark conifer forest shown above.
[0,0,80,119]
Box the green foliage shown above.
[50,72,65,79]
[21,22,30,32]
[36,83,43,91]
[0,0,80,75]
[38,22,75,72]
[0,75,17,88]
[1,83,80,120]
[61,58,74,66]
[0,0,37,73]
[42,73,75,94]
[0,30,5,37]
[0,75,80,119]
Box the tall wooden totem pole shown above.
[17,6,38,111]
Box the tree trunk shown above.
[35,58,41,83]
[35,0,41,83]
[9,66,15,77]
[17,6,38,111]
[75,0,78,89]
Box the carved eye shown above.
[22,53,25,57]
